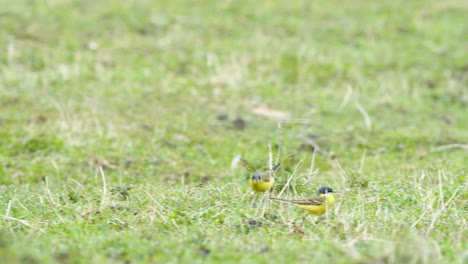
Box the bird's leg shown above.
[252,193,259,215]
[300,215,307,227]
[252,193,259,207]
[314,217,322,226]
[260,191,269,217]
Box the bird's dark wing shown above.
[259,163,280,181]
[260,171,272,182]
[290,195,325,206]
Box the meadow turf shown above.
[0,0,467,263]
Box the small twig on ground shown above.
[99,166,108,212]
[268,144,273,170]
[0,215,33,227]
[298,136,331,157]
[275,122,283,164]
[430,144,468,152]
[355,102,372,131]
[278,159,303,198]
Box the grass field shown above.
[1,0,467,263]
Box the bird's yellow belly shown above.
[249,178,275,192]
[298,204,327,215]
[298,195,335,215]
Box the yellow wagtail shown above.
[249,163,281,192]
[270,186,336,215]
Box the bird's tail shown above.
[270,197,294,203]
[271,163,281,172]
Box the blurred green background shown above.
[0,0,467,263]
